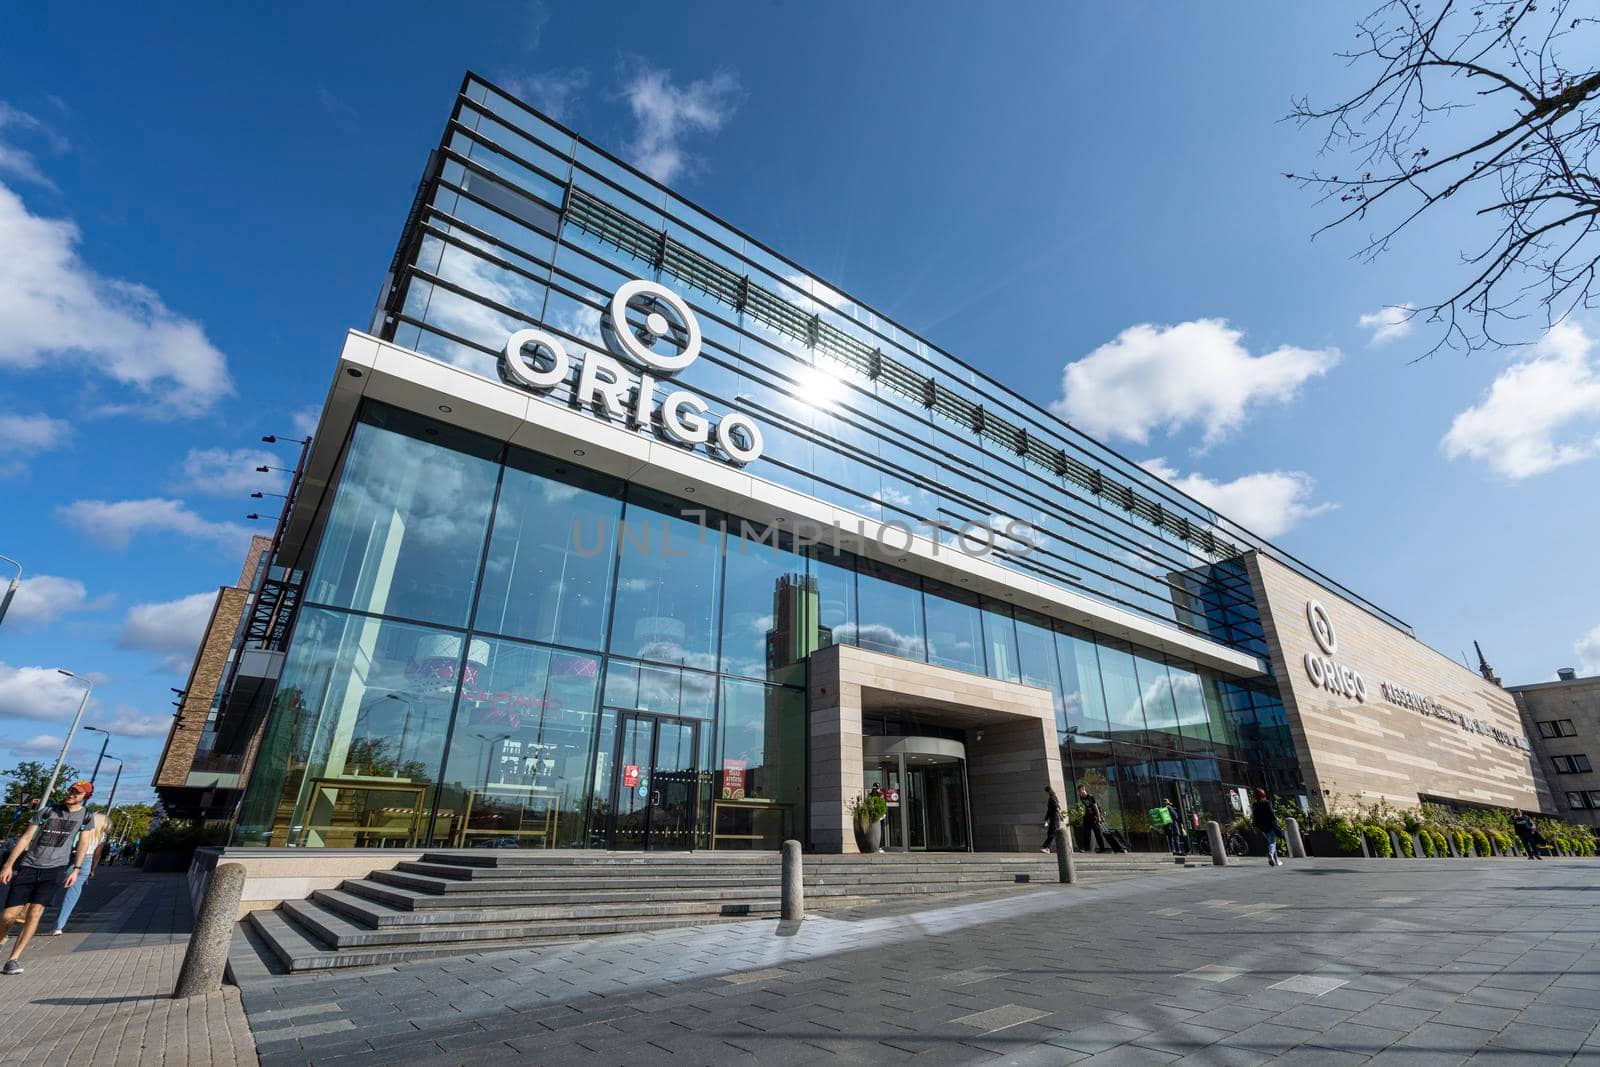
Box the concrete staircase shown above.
[237,849,1183,974]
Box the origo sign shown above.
[1300,599,1528,751]
[502,280,763,466]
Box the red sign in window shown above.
[721,759,747,800]
[622,764,640,789]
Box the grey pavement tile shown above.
[1312,986,1386,1012]
[1047,1022,1151,1054]
[1267,1003,1358,1032]
[1182,1006,1279,1033]
[1174,1044,1273,1066]
[1512,1000,1600,1032]
[992,1043,1091,1066]
[950,1005,1057,1034]
[1270,1048,1368,1067]
[1073,1045,1180,1065]
[1182,965,1244,984]
[1455,984,1538,1010]
[1428,1002,1518,1032]
[1483,1021,1590,1056]
[1392,1022,1496,1054]
[1304,1022,1409,1056]
[1269,974,1350,996]
[1127,1022,1232,1055]
[1386,985,1464,1011]
[1362,1046,1470,1067]
[1216,1022,1314,1055]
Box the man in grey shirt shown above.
[1,780,94,975]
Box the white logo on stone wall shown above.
[1307,599,1337,655]
[502,279,763,466]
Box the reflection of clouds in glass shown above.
[337,426,493,548]
[849,622,924,660]
[873,485,915,510]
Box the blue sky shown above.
[3,4,1599,802]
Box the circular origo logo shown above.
[605,279,702,374]
[1306,599,1337,655]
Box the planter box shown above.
[1305,829,1360,857]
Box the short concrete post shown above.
[1206,820,1227,866]
[1447,835,1459,858]
[1285,817,1306,859]
[173,862,246,999]
[780,840,804,922]
[1389,830,1403,858]
[1054,816,1076,884]
[1413,832,1426,859]
[1359,832,1371,858]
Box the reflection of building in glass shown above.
[218,73,1547,858]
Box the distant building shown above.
[151,535,274,820]
[1509,668,1600,827]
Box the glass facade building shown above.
[226,73,1410,852]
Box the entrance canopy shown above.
[809,643,1066,852]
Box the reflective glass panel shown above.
[922,581,984,675]
[305,404,501,628]
[1096,639,1148,746]
[720,522,804,682]
[854,558,926,661]
[474,450,622,650]
[715,680,806,848]
[610,490,723,668]
[981,599,1021,683]
[1056,624,1110,736]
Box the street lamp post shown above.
[83,726,113,789]
[100,756,124,819]
[0,554,21,632]
[39,670,93,817]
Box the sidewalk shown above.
[0,865,258,1066]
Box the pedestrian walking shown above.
[1150,798,1184,855]
[1252,788,1283,867]
[0,781,95,975]
[1077,786,1127,852]
[49,809,107,935]
[1511,810,1543,860]
[1040,787,1063,853]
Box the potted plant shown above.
[851,793,889,853]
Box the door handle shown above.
[651,791,661,806]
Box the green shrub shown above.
[1427,829,1450,857]
[139,819,225,860]
[1396,830,1415,857]
[1419,831,1436,857]
[1401,811,1423,833]
[1488,829,1513,853]
[1450,830,1470,856]
[1470,829,1491,857]
[1364,824,1393,857]
[851,794,888,831]
[1329,817,1363,855]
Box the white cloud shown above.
[104,707,175,739]
[1441,322,1600,480]
[618,65,740,184]
[2,574,108,629]
[176,447,286,496]
[1052,319,1338,447]
[1358,303,1416,344]
[0,182,232,417]
[503,68,590,122]
[57,498,252,553]
[0,412,69,476]
[0,663,92,722]
[0,103,66,188]
[1576,625,1600,677]
[11,734,64,757]
[1143,459,1335,539]
[290,406,319,438]
[119,591,218,674]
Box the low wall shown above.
[187,847,427,919]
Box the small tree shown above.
[2,758,81,831]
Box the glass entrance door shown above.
[868,753,970,852]
[610,712,700,850]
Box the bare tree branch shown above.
[1290,0,1600,357]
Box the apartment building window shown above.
[1566,791,1600,810]
[1538,719,1578,738]
[1551,754,1593,774]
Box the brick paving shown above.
[234,856,1600,1066]
[0,865,257,1065]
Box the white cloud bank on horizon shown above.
[1052,319,1338,448]
[1441,322,1600,480]
[620,65,740,184]
[1142,459,1335,539]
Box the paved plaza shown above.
[233,856,1600,1067]
[0,865,257,1066]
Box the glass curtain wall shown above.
[236,400,1282,851]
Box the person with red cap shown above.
[0,780,95,975]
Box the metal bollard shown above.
[1285,817,1306,859]
[780,840,804,921]
[1206,820,1227,866]
[1054,815,1077,884]
[173,862,247,998]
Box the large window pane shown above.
[922,581,984,675]
[855,557,926,661]
[1134,652,1180,750]
[1056,623,1110,736]
[981,599,1021,683]
[610,490,723,668]
[1014,609,1064,733]
[473,450,622,650]
[806,547,856,651]
[1166,661,1216,751]
[306,404,501,627]
[234,608,464,847]
[714,680,805,849]
[432,638,600,849]
[1096,639,1148,746]
[720,522,804,682]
